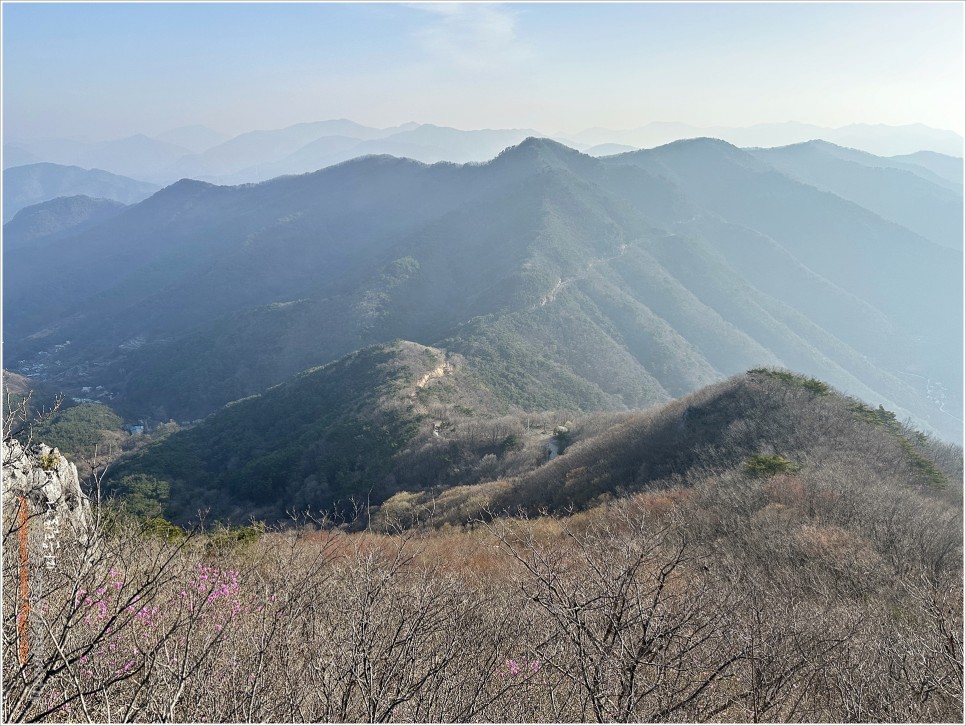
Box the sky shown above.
[2,1,964,142]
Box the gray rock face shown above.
[2,439,90,532]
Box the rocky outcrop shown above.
[2,438,90,532]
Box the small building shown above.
[126,425,145,435]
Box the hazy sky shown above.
[3,1,964,141]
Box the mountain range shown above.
[5,137,961,448]
[5,119,962,186]
[570,121,965,158]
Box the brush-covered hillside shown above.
[107,358,962,530]
[374,368,962,526]
[7,367,960,724]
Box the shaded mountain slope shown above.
[606,138,960,334]
[5,155,491,349]
[604,139,962,425]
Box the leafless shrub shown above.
[486,503,749,722]
[3,455,961,722]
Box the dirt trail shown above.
[416,362,448,390]
[537,243,628,308]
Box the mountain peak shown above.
[516,135,573,151]
[493,136,591,170]
[166,177,218,192]
[656,136,742,152]
[611,136,745,161]
[620,136,770,173]
[144,177,219,204]
[763,138,855,154]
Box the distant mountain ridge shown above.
[2,135,191,183]
[153,125,230,154]
[5,118,961,186]
[165,122,544,184]
[748,140,963,249]
[3,195,127,248]
[2,163,158,222]
[570,121,964,158]
[4,137,961,442]
[888,150,964,188]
